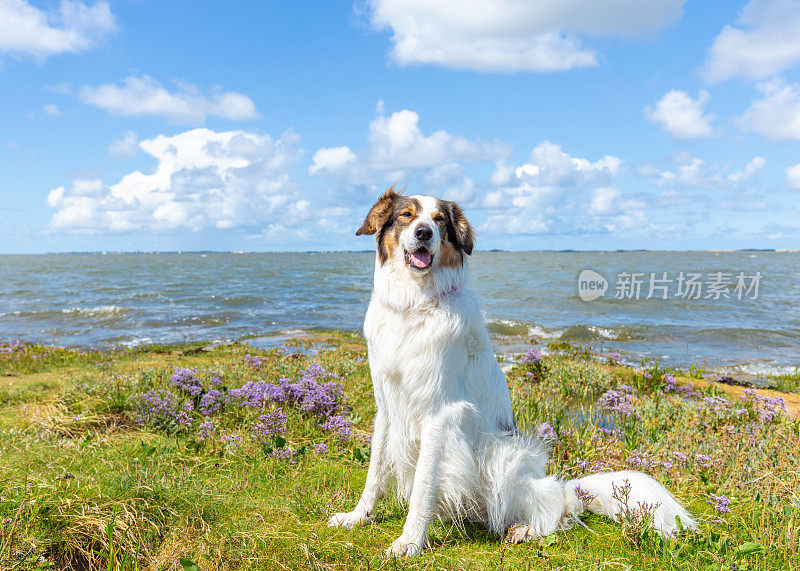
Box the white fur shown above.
[329,194,696,556]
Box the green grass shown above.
[1,334,798,570]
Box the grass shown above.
[0,333,798,570]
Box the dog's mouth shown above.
[404,248,433,270]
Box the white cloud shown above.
[644,90,714,139]
[308,146,356,176]
[786,163,800,188]
[511,141,622,186]
[728,156,766,183]
[480,142,641,235]
[46,128,305,233]
[42,103,63,116]
[703,0,800,83]
[736,79,800,141]
[367,107,505,170]
[308,103,507,202]
[108,131,139,157]
[638,153,766,190]
[0,0,115,60]
[366,0,685,72]
[79,76,260,124]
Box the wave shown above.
[717,362,799,378]
[61,305,130,317]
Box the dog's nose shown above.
[415,224,433,241]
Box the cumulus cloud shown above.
[637,154,766,189]
[480,142,641,235]
[46,128,305,233]
[736,79,800,141]
[79,76,260,124]
[644,90,714,139]
[787,163,800,188]
[703,0,800,83]
[308,103,507,204]
[366,0,685,72]
[108,131,139,157]
[0,0,115,60]
[308,146,356,176]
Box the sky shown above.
[1,0,800,253]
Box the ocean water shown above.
[1,251,798,376]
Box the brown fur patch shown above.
[437,240,463,269]
[445,200,474,256]
[355,185,401,236]
[369,195,422,264]
[430,199,474,266]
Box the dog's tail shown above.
[564,470,696,537]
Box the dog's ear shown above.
[356,186,400,236]
[447,201,474,255]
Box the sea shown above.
[1,251,798,379]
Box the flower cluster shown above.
[199,388,223,415]
[741,388,786,423]
[249,410,288,445]
[135,389,180,428]
[521,348,542,365]
[536,422,557,441]
[0,340,25,354]
[597,384,639,419]
[226,364,345,418]
[242,354,265,369]
[574,484,597,508]
[170,367,203,396]
[133,361,356,463]
[318,415,352,441]
[708,493,731,514]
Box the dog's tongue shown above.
[410,251,431,268]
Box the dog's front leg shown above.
[328,410,390,528]
[386,403,469,557]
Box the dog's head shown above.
[356,186,474,275]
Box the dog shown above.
[328,187,696,556]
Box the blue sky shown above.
[2,0,800,253]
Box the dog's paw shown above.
[506,524,541,544]
[385,536,423,557]
[328,511,369,529]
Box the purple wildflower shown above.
[0,340,25,354]
[313,443,329,455]
[242,354,264,369]
[271,447,293,461]
[249,410,288,444]
[626,451,656,470]
[220,434,242,453]
[199,388,223,416]
[673,451,689,464]
[318,415,352,440]
[521,348,542,365]
[708,493,731,514]
[574,484,597,507]
[135,389,180,427]
[536,422,557,440]
[598,426,622,438]
[170,367,202,396]
[695,453,714,468]
[197,420,216,441]
[597,386,638,418]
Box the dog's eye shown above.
[400,211,412,218]
[434,214,445,223]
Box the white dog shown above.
[328,188,696,556]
